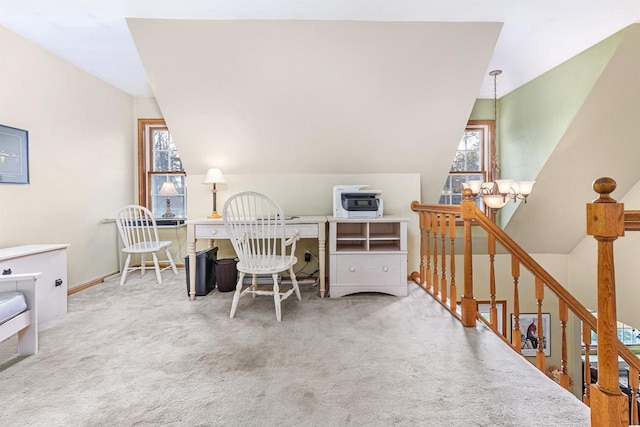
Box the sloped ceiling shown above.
[127,19,501,202]
[505,25,640,253]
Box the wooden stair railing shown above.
[410,178,640,427]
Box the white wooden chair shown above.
[116,205,178,286]
[223,192,301,321]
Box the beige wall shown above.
[0,26,134,287]
[502,25,640,253]
[569,180,640,328]
[187,172,421,270]
[3,18,638,349]
[128,19,501,204]
[131,102,423,273]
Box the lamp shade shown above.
[517,181,536,196]
[482,194,508,210]
[466,180,483,195]
[158,181,179,196]
[203,168,225,184]
[495,179,514,195]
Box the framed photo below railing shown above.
[512,312,551,356]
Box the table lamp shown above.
[158,181,179,218]
[202,168,225,218]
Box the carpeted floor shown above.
[0,271,590,426]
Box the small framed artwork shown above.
[0,124,29,184]
[477,300,507,337]
[455,300,507,337]
[511,312,551,356]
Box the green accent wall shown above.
[469,99,494,121]
[496,28,626,226]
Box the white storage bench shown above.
[0,244,68,329]
[0,273,41,356]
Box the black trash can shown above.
[185,247,218,296]
[215,258,238,292]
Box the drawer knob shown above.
[210,229,217,235]
[349,267,356,272]
[383,267,389,272]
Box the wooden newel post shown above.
[460,188,477,327]
[586,177,628,427]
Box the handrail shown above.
[411,201,598,327]
[624,210,640,231]
[475,204,640,374]
[411,180,640,426]
[473,211,596,327]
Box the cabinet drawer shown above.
[195,225,229,239]
[334,254,404,285]
[195,224,318,240]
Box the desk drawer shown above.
[195,223,318,240]
[195,225,229,239]
[290,223,319,239]
[334,254,404,285]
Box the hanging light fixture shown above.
[465,70,535,210]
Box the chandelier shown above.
[465,179,535,209]
[466,70,535,210]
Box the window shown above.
[586,313,640,346]
[440,120,495,209]
[137,119,187,218]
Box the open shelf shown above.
[369,241,401,251]
[332,219,403,252]
[328,217,409,298]
[336,222,366,239]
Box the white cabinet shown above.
[328,217,408,298]
[0,244,69,329]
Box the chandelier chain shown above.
[490,69,503,180]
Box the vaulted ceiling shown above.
[1,1,640,98]
[2,2,640,253]
[128,19,500,202]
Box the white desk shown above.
[186,216,328,300]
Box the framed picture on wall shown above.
[455,300,507,337]
[0,124,29,184]
[477,300,507,337]
[511,313,551,356]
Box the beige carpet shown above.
[0,271,590,426]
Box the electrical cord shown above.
[291,251,320,285]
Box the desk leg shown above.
[187,223,197,300]
[318,224,327,298]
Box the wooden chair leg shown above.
[252,274,257,298]
[140,253,146,277]
[230,272,245,318]
[273,273,282,321]
[152,253,162,284]
[289,266,301,301]
[165,249,178,275]
[120,254,132,286]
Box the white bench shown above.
[0,273,41,356]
